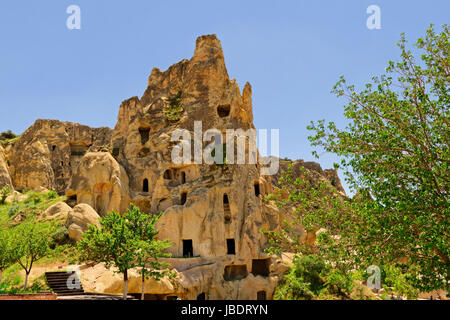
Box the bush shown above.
[0,130,16,140]
[274,254,328,300]
[0,185,12,204]
[7,203,19,218]
[163,91,184,122]
[45,190,58,199]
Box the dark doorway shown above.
[139,127,150,144]
[257,291,267,300]
[223,265,248,281]
[181,171,186,184]
[227,239,235,255]
[183,239,193,257]
[197,293,206,300]
[143,178,149,192]
[223,194,231,223]
[251,259,270,277]
[217,105,231,117]
[164,169,172,179]
[254,183,260,197]
[180,192,187,205]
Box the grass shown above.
[0,190,66,227]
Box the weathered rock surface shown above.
[3,34,344,300]
[42,201,73,221]
[66,203,101,242]
[66,152,130,216]
[0,145,12,188]
[7,119,111,193]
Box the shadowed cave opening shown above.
[183,239,193,257]
[226,239,235,255]
[217,104,230,117]
[139,127,150,144]
[197,293,206,300]
[251,259,270,277]
[257,291,267,300]
[224,265,248,281]
[223,194,231,223]
[254,183,260,197]
[143,178,149,192]
[180,192,187,205]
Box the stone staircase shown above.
[45,271,85,296]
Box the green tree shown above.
[78,210,137,300]
[0,230,14,285]
[307,24,449,292]
[124,205,174,300]
[10,223,51,290]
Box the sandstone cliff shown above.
[2,34,344,300]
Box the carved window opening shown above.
[257,291,267,300]
[223,193,231,224]
[181,171,186,184]
[254,183,261,197]
[180,192,187,205]
[183,239,193,257]
[197,293,206,300]
[163,169,172,180]
[139,127,150,144]
[227,239,235,255]
[143,178,149,192]
[217,104,230,117]
[251,259,270,277]
[224,265,248,281]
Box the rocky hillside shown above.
[0,35,344,300]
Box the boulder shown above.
[66,203,101,242]
[66,152,130,215]
[42,202,73,221]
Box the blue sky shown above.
[0,0,448,194]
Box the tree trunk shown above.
[123,269,128,300]
[24,271,29,290]
[141,272,145,300]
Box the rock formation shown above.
[0,145,12,188]
[1,34,344,300]
[6,119,111,194]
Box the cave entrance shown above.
[197,293,206,300]
[183,239,193,257]
[139,127,150,144]
[257,291,267,300]
[224,265,248,281]
[251,259,270,277]
[164,169,172,180]
[143,178,149,192]
[223,194,231,223]
[180,192,187,205]
[217,104,231,117]
[181,171,186,184]
[226,239,235,255]
[254,183,261,197]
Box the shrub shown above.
[45,190,58,199]
[163,91,184,122]
[7,203,19,218]
[0,185,12,204]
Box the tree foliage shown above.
[306,24,449,292]
[78,204,173,300]
[10,222,52,289]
